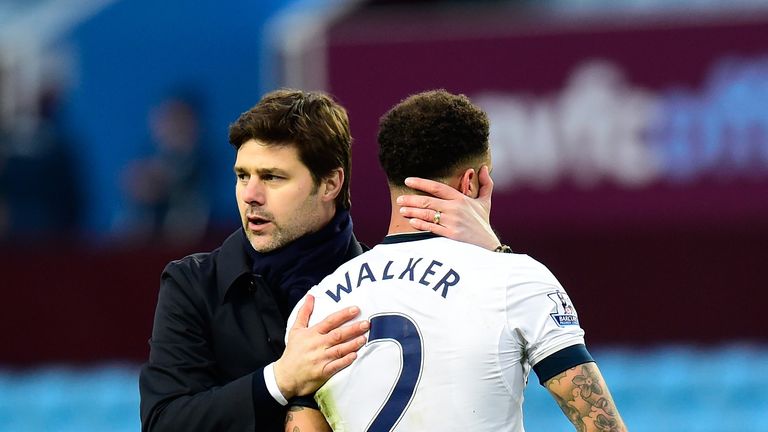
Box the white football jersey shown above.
[286,233,589,432]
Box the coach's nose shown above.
[242,177,266,206]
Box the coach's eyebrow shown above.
[255,167,289,176]
[233,165,285,173]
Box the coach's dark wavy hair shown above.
[377,89,490,186]
[228,88,352,210]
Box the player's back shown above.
[292,233,581,432]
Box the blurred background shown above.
[1,0,767,430]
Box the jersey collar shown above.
[381,232,440,244]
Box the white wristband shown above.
[263,362,289,406]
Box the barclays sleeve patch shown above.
[547,291,579,327]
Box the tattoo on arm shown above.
[545,363,626,432]
[285,405,331,432]
[285,406,305,425]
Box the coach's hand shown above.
[397,165,500,250]
[274,295,369,399]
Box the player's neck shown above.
[387,190,421,235]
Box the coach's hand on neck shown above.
[396,165,499,250]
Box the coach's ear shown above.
[319,168,344,203]
[458,168,477,198]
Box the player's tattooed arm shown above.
[544,362,628,432]
[284,406,332,432]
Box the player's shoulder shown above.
[508,252,556,275]
[454,243,561,287]
[437,238,551,269]
[506,253,562,287]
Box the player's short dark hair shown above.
[228,88,352,210]
[377,89,489,186]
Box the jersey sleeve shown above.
[505,270,589,381]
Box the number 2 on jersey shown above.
[366,313,424,432]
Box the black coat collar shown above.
[216,230,254,304]
[214,228,367,304]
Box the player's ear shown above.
[459,168,476,197]
[319,168,344,202]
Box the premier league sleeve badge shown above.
[547,291,580,327]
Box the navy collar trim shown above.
[381,232,439,244]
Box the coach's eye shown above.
[262,174,284,181]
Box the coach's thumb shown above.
[478,165,494,203]
[294,294,315,329]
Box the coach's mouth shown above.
[247,215,272,230]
